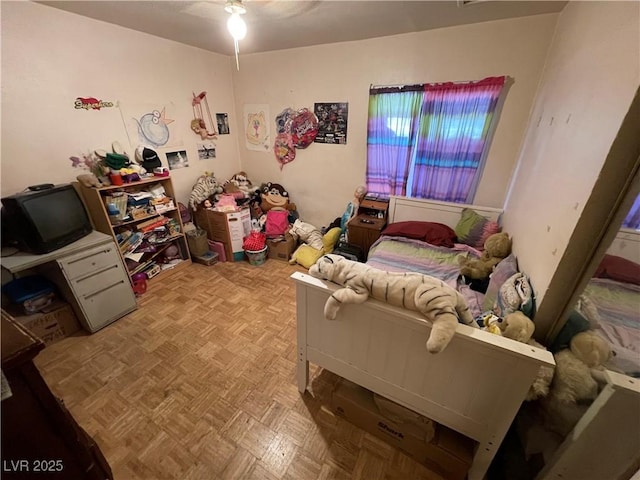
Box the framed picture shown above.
[166,150,189,169]
[216,113,230,135]
[197,142,216,160]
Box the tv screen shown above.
[1,184,93,254]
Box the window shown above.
[366,77,506,203]
[623,193,640,230]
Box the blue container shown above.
[2,275,55,303]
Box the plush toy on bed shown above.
[309,254,477,354]
[540,330,613,436]
[459,232,512,280]
[485,311,554,401]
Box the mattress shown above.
[366,235,486,318]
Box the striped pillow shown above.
[455,208,501,249]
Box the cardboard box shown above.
[7,301,80,346]
[267,233,296,261]
[331,379,475,480]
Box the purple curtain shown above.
[409,77,505,202]
[365,77,505,202]
[366,89,423,197]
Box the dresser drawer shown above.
[78,279,136,332]
[58,244,121,280]
[70,264,129,297]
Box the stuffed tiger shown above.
[309,254,477,354]
[189,172,224,210]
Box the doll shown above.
[340,185,367,241]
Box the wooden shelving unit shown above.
[75,176,191,284]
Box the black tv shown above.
[1,184,93,254]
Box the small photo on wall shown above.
[216,113,230,134]
[166,150,189,169]
[197,142,216,160]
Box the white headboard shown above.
[388,196,503,229]
[608,228,640,264]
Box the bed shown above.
[534,228,640,480]
[292,196,555,480]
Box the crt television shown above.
[1,184,93,254]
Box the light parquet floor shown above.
[35,259,448,480]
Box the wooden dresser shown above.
[1,311,113,480]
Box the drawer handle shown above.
[75,264,119,283]
[65,248,113,265]
[83,280,126,300]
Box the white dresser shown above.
[1,231,137,332]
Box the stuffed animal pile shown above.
[309,254,477,353]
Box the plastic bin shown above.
[245,247,267,266]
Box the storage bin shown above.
[245,246,267,266]
[186,228,209,257]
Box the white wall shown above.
[503,1,640,317]
[0,2,240,205]
[232,14,558,228]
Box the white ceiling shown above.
[38,0,567,56]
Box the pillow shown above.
[382,221,457,247]
[455,208,501,249]
[322,227,342,253]
[594,254,640,286]
[482,253,518,312]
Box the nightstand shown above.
[347,215,387,258]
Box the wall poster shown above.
[120,102,182,149]
[314,102,348,144]
[244,104,271,152]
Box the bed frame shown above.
[293,196,555,480]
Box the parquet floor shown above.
[35,259,447,480]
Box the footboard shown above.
[292,272,555,480]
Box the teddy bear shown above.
[309,254,477,353]
[540,330,612,436]
[76,173,103,188]
[459,232,512,280]
[485,311,555,401]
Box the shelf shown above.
[110,207,178,228]
[127,239,185,276]
[75,175,191,290]
[96,175,172,192]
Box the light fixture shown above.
[224,0,247,70]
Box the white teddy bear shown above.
[308,254,477,354]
